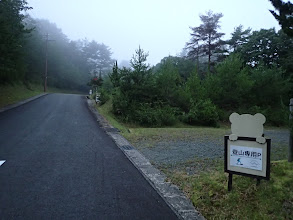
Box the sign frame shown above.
[224,136,271,180]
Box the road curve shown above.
[0,94,178,219]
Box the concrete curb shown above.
[0,93,48,113]
[87,99,205,220]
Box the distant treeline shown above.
[97,11,293,127]
[0,0,113,92]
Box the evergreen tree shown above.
[227,25,252,52]
[0,0,32,84]
[109,61,120,88]
[269,0,293,37]
[186,10,225,73]
[83,40,114,76]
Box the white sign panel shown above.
[230,145,262,171]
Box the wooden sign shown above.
[224,113,271,191]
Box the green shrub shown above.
[159,105,178,126]
[265,106,289,126]
[134,103,178,127]
[99,88,110,105]
[237,103,289,126]
[185,99,219,126]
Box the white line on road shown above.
[0,160,6,166]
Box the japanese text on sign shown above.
[230,145,263,171]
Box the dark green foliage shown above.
[226,25,251,52]
[184,99,219,126]
[0,0,31,84]
[154,56,196,80]
[111,47,158,125]
[269,0,293,37]
[99,88,110,105]
[109,61,120,88]
[240,29,280,67]
[277,30,293,82]
[133,104,177,127]
[185,70,205,103]
[228,27,293,97]
[155,58,182,107]
[248,65,290,108]
[204,54,253,109]
[107,40,291,127]
[247,65,290,125]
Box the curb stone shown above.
[87,99,205,220]
[0,93,48,113]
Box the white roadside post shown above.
[95,93,100,104]
[289,98,293,162]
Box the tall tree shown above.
[154,56,195,80]
[109,61,120,88]
[0,0,31,84]
[186,10,225,73]
[269,0,293,37]
[227,25,252,52]
[83,41,113,76]
[239,28,293,70]
[240,29,280,67]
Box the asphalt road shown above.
[0,94,178,220]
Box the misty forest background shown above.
[1,0,293,127]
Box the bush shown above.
[237,102,289,126]
[204,54,253,109]
[185,99,219,126]
[263,106,289,126]
[99,88,110,105]
[134,103,177,127]
[159,105,178,126]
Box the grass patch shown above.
[124,127,228,143]
[0,83,44,108]
[96,100,130,133]
[164,160,293,219]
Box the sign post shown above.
[95,93,100,104]
[225,113,271,191]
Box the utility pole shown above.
[289,98,293,162]
[44,33,54,93]
[44,33,48,92]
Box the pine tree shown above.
[186,10,225,73]
[227,25,252,52]
[269,0,293,37]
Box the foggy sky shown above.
[26,0,287,66]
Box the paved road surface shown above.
[0,94,178,219]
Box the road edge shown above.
[86,99,205,220]
[0,93,48,113]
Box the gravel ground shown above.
[128,128,290,174]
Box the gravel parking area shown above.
[128,127,290,174]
